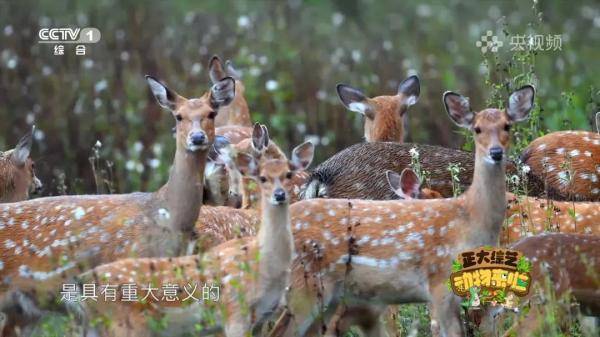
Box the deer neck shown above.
[162,146,207,235]
[258,199,292,259]
[254,197,293,318]
[463,153,507,245]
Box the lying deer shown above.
[209,55,252,127]
[0,74,235,335]
[0,127,42,203]
[79,142,314,337]
[278,85,535,337]
[480,233,599,336]
[521,130,600,201]
[302,141,475,199]
[337,75,420,142]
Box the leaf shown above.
[452,259,463,272]
[516,256,532,273]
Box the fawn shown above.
[337,75,420,142]
[209,55,252,127]
[0,75,235,335]
[0,127,42,203]
[521,130,600,201]
[277,85,535,337]
[480,233,599,336]
[79,142,314,337]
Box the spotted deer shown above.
[521,130,600,201]
[0,127,42,203]
[219,123,309,210]
[79,142,315,337]
[337,75,420,142]
[209,55,252,127]
[480,233,599,336]
[0,75,235,335]
[274,85,536,337]
[501,193,600,245]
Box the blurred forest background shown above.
[0,0,598,196]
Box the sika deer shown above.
[302,142,475,199]
[521,130,600,201]
[209,55,252,127]
[480,233,599,336]
[337,75,420,142]
[501,193,600,245]
[0,127,42,203]
[278,85,535,337]
[79,142,315,337]
[0,75,235,335]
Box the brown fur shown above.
[0,77,232,335]
[0,150,40,203]
[480,234,599,336]
[81,157,304,337]
[521,131,600,201]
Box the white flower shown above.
[409,147,419,157]
[521,165,531,174]
[237,16,250,29]
[95,140,102,148]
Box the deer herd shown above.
[0,56,598,337]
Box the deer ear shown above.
[336,84,374,119]
[13,127,34,166]
[211,77,235,108]
[209,55,227,83]
[399,168,421,199]
[398,75,420,107]
[507,85,535,122]
[386,170,405,198]
[235,152,259,177]
[225,60,242,80]
[443,91,474,128]
[261,124,270,147]
[290,141,314,170]
[146,75,179,111]
[251,122,266,152]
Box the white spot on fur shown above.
[72,207,86,220]
[569,149,580,157]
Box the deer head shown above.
[0,126,42,202]
[336,75,420,142]
[146,75,235,153]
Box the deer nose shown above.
[190,132,207,146]
[273,188,287,203]
[489,147,504,162]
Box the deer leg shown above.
[428,285,463,337]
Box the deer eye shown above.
[175,114,183,122]
[504,123,511,132]
[285,171,293,179]
[259,176,267,183]
[474,127,482,134]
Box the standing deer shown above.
[79,142,314,337]
[337,75,420,142]
[480,233,599,336]
[0,127,42,203]
[209,55,252,127]
[520,130,600,201]
[0,75,235,335]
[277,85,535,337]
